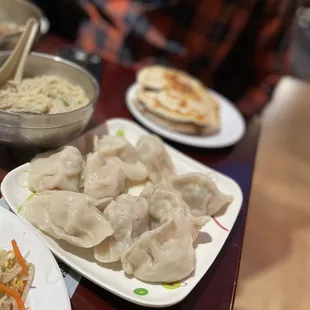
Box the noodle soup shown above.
[0,51,98,148]
[0,75,90,114]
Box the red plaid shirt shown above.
[78,0,295,118]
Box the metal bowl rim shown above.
[0,51,100,119]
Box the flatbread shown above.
[134,99,217,135]
[137,87,218,123]
[134,65,220,135]
[137,66,205,96]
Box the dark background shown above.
[31,0,310,82]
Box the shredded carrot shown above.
[11,240,28,277]
[0,283,26,310]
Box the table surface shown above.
[0,35,261,310]
[234,77,310,310]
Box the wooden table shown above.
[234,77,310,310]
[0,35,260,310]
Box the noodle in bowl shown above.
[0,75,90,114]
[0,52,99,148]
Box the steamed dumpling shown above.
[165,173,233,216]
[136,135,175,183]
[82,152,126,210]
[94,135,148,181]
[94,194,149,263]
[141,182,209,240]
[28,146,84,193]
[22,191,114,248]
[121,215,196,283]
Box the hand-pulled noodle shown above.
[0,75,89,114]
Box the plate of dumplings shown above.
[1,118,243,307]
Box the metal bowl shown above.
[0,0,44,49]
[0,52,99,149]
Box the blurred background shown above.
[30,0,85,41]
[28,0,310,81]
[292,3,310,80]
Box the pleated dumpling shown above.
[121,215,196,283]
[165,173,233,216]
[136,135,175,184]
[22,191,114,248]
[141,182,209,240]
[28,146,84,193]
[82,152,126,210]
[94,194,149,263]
[94,135,148,181]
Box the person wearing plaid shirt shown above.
[77,0,296,119]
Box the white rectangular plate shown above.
[1,118,243,308]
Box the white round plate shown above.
[0,207,71,310]
[126,83,246,148]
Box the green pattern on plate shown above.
[162,282,182,290]
[15,170,30,188]
[133,288,148,296]
[116,129,125,137]
[18,192,36,213]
